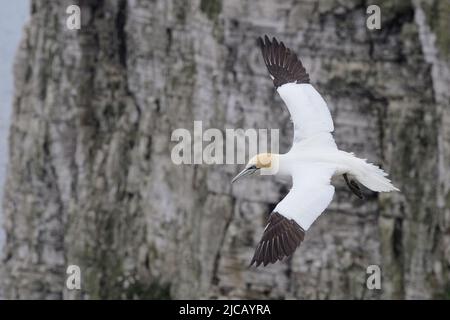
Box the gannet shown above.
[232,36,399,267]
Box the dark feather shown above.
[343,173,364,199]
[250,212,305,267]
[258,36,310,88]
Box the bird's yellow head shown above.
[248,153,273,169]
[231,153,277,183]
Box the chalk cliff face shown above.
[1,0,449,299]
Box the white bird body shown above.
[232,36,399,267]
[273,148,397,230]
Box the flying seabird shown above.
[232,36,399,267]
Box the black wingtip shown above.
[264,34,270,44]
[258,36,264,46]
[249,212,305,267]
[272,36,278,46]
[258,35,310,88]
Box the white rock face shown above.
[0,1,29,265]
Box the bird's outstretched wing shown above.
[258,36,335,146]
[250,164,335,267]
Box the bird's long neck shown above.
[274,153,301,176]
[263,153,288,176]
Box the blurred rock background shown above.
[0,0,449,299]
[0,1,29,264]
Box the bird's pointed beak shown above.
[231,166,257,183]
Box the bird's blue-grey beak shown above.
[231,166,258,183]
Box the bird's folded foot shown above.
[343,173,364,199]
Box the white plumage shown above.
[232,36,399,267]
[274,163,336,230]
[278,83,334,142]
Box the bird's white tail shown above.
[348,155,399,192]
